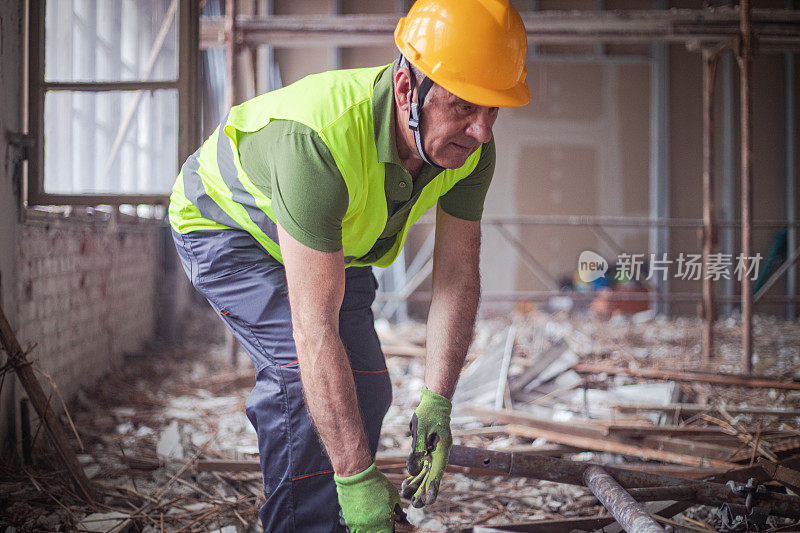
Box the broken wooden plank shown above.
[605,424,730,438]
[638,436,739,461]
[0,305,96,503]
[380,343,426,358]
[461,405,609,439]
[505,424,740,469]
[610,403,800,418]
[757,457,800,494]
[573,362,800,390]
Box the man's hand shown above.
[401,388,453,507]
[335,463,403,533]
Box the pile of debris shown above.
[384,310,800,531]
[1,306,799,532]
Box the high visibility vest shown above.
[168,64,482,268]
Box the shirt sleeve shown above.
[237,120,349,252]
[438,136,496,221]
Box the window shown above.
[25,0,199,205]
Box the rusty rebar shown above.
[583,465,664,533]
[447,445,800,519]
[583,465,666,533]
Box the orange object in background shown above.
[590,285,651,317]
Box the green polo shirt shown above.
[237,66,495,258]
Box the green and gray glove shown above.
[401,388,453,508]
[334,462,403,533]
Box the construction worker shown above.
[168,0,528,530]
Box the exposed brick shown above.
[15,220,160,401]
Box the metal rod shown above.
[447,445,800,519]
[649,21,670,315]
[494,224,558,289]
[199,9,800,49]
[721,48,736,316]
[739,0,754,374]
[583,465,666,533]
[225,0,238,110]
[43,80,179,91]
[702,49,719,362]
[20,398,32,465]
[626,485,696,503]
[785,14,797,318]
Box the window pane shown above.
[44,90,178,195]
[45,0,178,82]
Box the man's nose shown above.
[465,109,495,144]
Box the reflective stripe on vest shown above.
[169,64,482,267]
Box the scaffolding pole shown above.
[739,0,755,374]
[702,48,719,363]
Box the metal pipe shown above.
[626,486,696,502]
[583,465,666,533]
[739,0,754,374]
[224,0,238,110]
[702,49,719,363]
[649,10,670,315]
[785,6,797,319]
[721,48,736,316]
[447,445,800,519]
[198,10,800,49]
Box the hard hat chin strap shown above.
[399,54,440,168]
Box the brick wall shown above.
[14,213,162,400]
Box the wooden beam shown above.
[506,424,740,469]
[199,9,800,49]
[610,403,800,418]
[0,306,96,503]
[572,362,800,390]
[461,405,610,439]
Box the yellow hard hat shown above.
[394,0,530,107]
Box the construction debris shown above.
[1,306,799,531]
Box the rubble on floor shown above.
[1,307,799,532]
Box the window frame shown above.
[25,0,200,206]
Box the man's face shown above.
[419,88,499,169]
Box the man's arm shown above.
[401,205,481,507]
[425,204,482,398]
[277,225,372,477]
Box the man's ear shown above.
[394,68,413,112]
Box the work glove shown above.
[334,462,404,533]
[401,388,453,508]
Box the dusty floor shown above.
[1,304,799,532]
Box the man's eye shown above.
[459,104,473,113]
